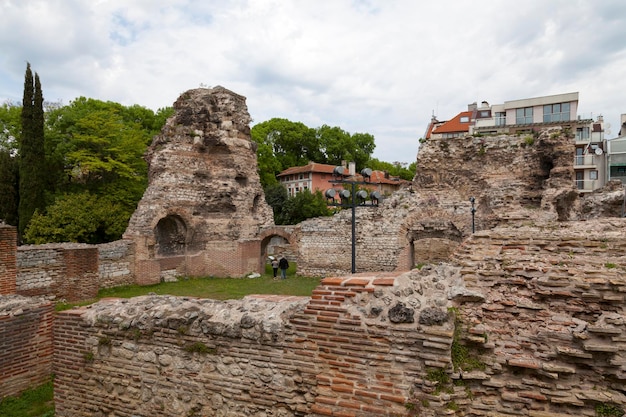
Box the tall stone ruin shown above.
[124,86,274,282]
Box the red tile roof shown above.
[277,163,409,186]
[432,111,473,134]
[277,162,337,177]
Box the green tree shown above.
[0,150,18,225]
[263,182,288,221]
[277,190,331,225]
[366,158,416,181]
[251,118,377,188]
[35,98,171,243]
[45,98,157,207]
[0,101,21,153]
[24,192,128,244]
[317,125,375,168]
[251,118,320,185]
[18,63,47,237]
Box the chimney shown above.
[348,161,356,176]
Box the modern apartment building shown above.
[425,92,606,192]
[607,114,626,184]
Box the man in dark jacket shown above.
[278,256,289,279]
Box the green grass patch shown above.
[0,378,54,417]
[56,263,320,311]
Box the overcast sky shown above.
[2,0,626,165]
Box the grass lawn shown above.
[57,263,320,307]
[0,379,54,417]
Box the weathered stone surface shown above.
[418,307,449,326]
[123,87,273,277]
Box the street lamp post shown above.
[326,166,381,273]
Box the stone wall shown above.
[13,239,135,302]
[17,244,99,302]
[98,240,136,289]
[124,86,274,280]
[52,218,626,416]
[439,219,626,417]
[0,295,53,399]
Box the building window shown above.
[543,102,570,123]
[576,127,590,141]
[443,132,460,139]
[589,170,598,180]
[516,107,533,124]
[495,112,506,126]
[299,174,304,180]
[479,110,490,118]
[460,116,470,123]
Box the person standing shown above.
[271,257,279,278]
[278,256,289,279]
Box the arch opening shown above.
[155,215,187,256]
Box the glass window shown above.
[495,112,506,126]
[460,116,469,123]
[590,170,598,180]
[576,127,590,140]
[544,102,571,122]
[516,107,533,124]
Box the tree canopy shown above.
[0,82,417,242]
[251,118,378,188]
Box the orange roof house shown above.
[429,110,473,139]
[277,162,408,198]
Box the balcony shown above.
[575,179,597,192]
[574,155,597,168]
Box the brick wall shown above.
[0,225,17,295]
[52,220,626,416]
[17,245,99,302]
[0,296,53,399]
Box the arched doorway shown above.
[155,215,187,256]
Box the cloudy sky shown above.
[2,0,626,164]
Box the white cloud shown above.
[2,0,626,163]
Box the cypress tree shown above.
[18,62,46,238]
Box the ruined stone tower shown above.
[124,86,274,281]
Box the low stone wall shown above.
[14,239,135,301]
[52,219,626,416]
[98,240,136,289]
[0,295,53,399]
[17,244,99,302]
[53,270,461,417]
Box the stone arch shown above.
[155,214,188,256]
[258,227,296,273]
[404,220,463,269]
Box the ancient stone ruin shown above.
[124,87,274,282]
[2,86,626,416]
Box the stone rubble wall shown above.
[0,295,53,399]
[424,219,626,417]
[123,87,274,279]
[98,240,136,289]
[14,239,135,301]
[53,219,626,416]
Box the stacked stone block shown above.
[17,244,99,302]
[446,220,626,416]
